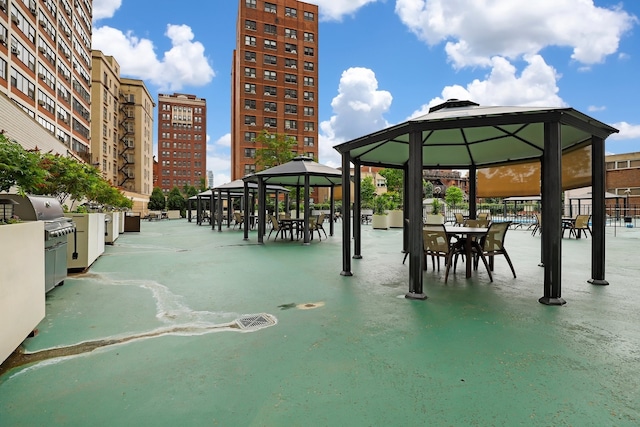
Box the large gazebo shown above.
[243,156,342,244]
[334,99,618,304]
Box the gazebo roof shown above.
[214,179,289,193]
[334,99,618,169]
[243,156,342,187]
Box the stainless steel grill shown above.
[4,195,76,292]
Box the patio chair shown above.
[529,213,542,236]
[314,213,327,239]
[454,213,465,227]
[233,212,243,229]
[423,224,463,282]
[476,221,516,278]
[563,214,592,238]
[267,215,291,241]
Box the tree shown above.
[379,168,403,193]
[166,187,185,211]
[360,176,376,208]
[445,185,464,206]
[254,131,296,170]
[34,153,103,207]
[183,184,199,198]
[0,132,45,193]
[149,187,166,210]
[424,180,434,198]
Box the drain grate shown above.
[235,313,277,331]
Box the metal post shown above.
[589,135,608,285]
[341,152,352,276]
[406,130,426,300]
[353,163,362,258]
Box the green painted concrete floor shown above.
[1,219,639,426]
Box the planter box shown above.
[0,221,45,364]
[65,213,105,271]
[372,214,389,229]
[118,211,125,233]
[105,212,120,244]
[166,210,181,219]
[425,214,445,225]
[387,210,404,228]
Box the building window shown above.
[244,164,256,175]
[285,58,297,68]
[244,132,256,142]
[285,43,297,53]
[303,91,314,101]
[264,54,277,65]
[304,11,315,21]
[264,70,277,81]
[245,115,256,126]
[304,32,314,42]
[285,7,297,17]
[303,76,315,87]
[285,89,297,99]
[245,36,256,47]
[304,122,315,131]
[244,148,256,158]
[304,61,314,71]
[244,83,256,94]
[245,67,256,78]
[304,136,315,147]
[246,0,256,8]
[264,24,277,35]
[264,2,276,13]
[245,20,256,31]
[245,51,256,62]
[264,85,277,96]
[264,39,277,50]
[304,106,314,116]
[285,28,297,39]
[244,99,256,110]
[284,120,297,130]
[285,104,297,114]
[284,74,297,84]
[264,118,277,128]
[304,47,314,57]
[264,101,277,112]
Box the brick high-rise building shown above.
[231,0,319,180]
[91,51,155,197]
[157,93,207,193]
[0,0,93,162]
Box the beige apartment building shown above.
[231,0,319,180]
[0,0,93,162]
[91,51,155,201]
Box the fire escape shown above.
[118,92,135,188]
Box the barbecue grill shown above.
[4,195,76,292]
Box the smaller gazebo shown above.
[243,156,342,244]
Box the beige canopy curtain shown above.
[477,144,593,197]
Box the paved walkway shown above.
[1,220,639,426]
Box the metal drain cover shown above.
[235,313,277,331]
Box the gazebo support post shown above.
[406,130,427,300]
[538,158,545,267]
[243,182,250,240]
[539,121,566,305]
[341,152,352,276]
[589,135,608,285]
[469,165,477,219]
[217,190,223,232]
[329,186,335,236]
[353,163,362,258]
[196,196,202,225]
[187,199,192,222]
[226,193,232,228]
[302,175,310,245]
[275,190,279,220]
[257,178,265,244]
[402,165,409,254]
[295,185,301,218]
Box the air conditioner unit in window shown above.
[290,50,296,54]
[38,46,46,53]
[0,1,6,11]
[65,52,70,59]
[38,73,46,80]
[30,7,37,15]
[38,100,46,106]
[285,95,291,98]
[249,122,256,126]
[264,123,271,128]
[0,35,6,45]
[245,105,251,109]
[291,65,296,69]
[11,14,19,25]
[39,19,46,28]
[11,46,19,55]
[291,35,296,39]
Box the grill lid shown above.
[2,194,65,221]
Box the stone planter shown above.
[425,214,445,225]
[388,209,404,228]
[65,213,105,271]
[372,214,389,229]
[0,221,45,364]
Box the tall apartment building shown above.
[0,0,93,162]
[231,0,319,180]
[91,51,155,197]
[156,93,207,193]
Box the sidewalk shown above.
[1,219,639,426]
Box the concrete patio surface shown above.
[1,219,639,426]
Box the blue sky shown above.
[92,0,640,185]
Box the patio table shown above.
[279,218,305,240]
[444,226,489,278]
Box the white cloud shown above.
[588,105,606,112]
[409,55,564,118]
[395,0,637,68]
[92,0,121,22]
[214,133,231,148]
[319,67,392,166]
[92,24,214,91]
[308,0,380,21]
[609,122,640,140]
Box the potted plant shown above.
[425,198,445,224]
[387,191,404,228]
[372,195,389,229]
